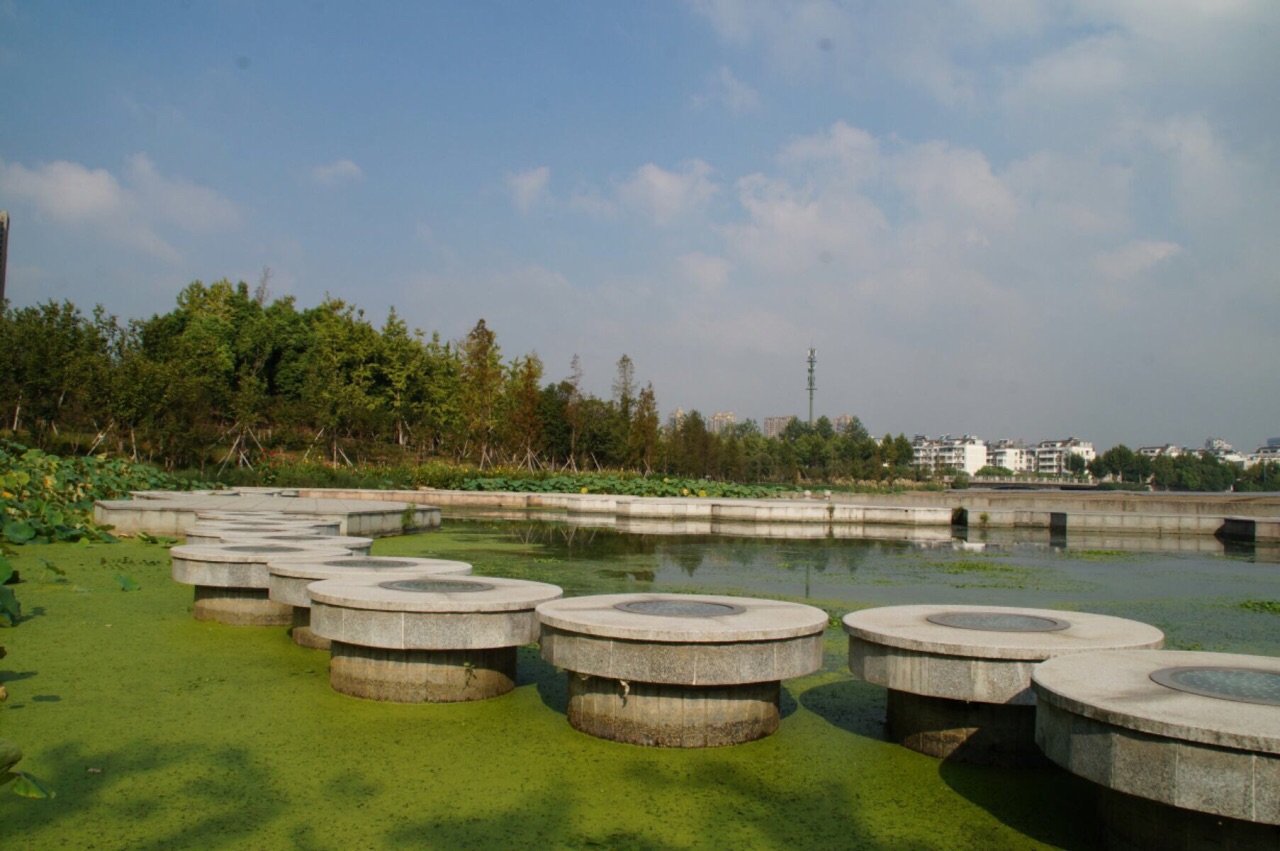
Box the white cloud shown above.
[675,252,731,294]
[507,166,551,213]
[1095,240,1182,281]
[692,66,760,114]
[618,160,717,225]
[2,159,126,221]
[0,154,240,263]
[128,154,240,231]
[311,159,364,186]
[567,190,616,218]
[1005,34,1132,104]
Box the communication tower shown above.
[806,347,816,426]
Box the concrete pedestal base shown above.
[886,689,1043,766]
[290,607,329,650]
[329,641,516,703]
[1098,787,1280,851]
[193,586,293,626]
[566,673,780,747]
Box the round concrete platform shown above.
[234,533,373,555]
[267,556,473,649]
[183,527,326,547]
[843,604,1164,765]
[185,520,340,546]
[1033,649,1280,848]
[171,543,353,626]
[309,575,562,703]
[537,593,828,747]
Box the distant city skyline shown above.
[2,4,1276,453]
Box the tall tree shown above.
[458,319,503,466]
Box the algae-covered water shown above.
[2,520,1277,849]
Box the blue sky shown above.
[2,1,1278,452]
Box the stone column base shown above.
[289,607,329,650]
[886,689,1043,766]
[1098,787,1280,850]
[193,586,293,627]
[566,673,780,747]
[329,641,516,703]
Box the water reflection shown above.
[446,506,1275,562]
[423,510,1279,657]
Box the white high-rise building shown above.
[987,439,1033,473]
[1034,438,1095,475]
[911,435,989,475]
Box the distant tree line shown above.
[0,281,916,483]
[1088,444,1280,492]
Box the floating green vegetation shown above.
[1060,549,1141,561]
[3,524,1277,847]
[1238,600,1280,615]
[0,535,1108,849]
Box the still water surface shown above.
[388,516,1280,657]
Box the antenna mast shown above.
[806,347,816,426]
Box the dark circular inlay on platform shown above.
[379,579,494,593]
[1149,666,1280,706]
[225,545,308,554]
[926,612,1071,632]
[615,599,746,617]
[325,558,415,568]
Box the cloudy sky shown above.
[2,1,1277,451]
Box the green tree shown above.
[458,319,503,466]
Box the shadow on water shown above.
[388,785,672,850]
[0,669,39,684]
[521,645,568,714]
[937,758,1101,849]
[799,678,888,740]
[12,738,288,850]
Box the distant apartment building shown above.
[1034,438,1096,475]
[911,435,988,475]
[708,411,736,436]
[986,439,1034,473]
[1137,444,1182,458]
[832,414,865,437]
[667,407,685,431]
[1247,443,1280,467]
[764,416,795,439]
[1199,437,1247,466]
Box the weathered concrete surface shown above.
[310,575,562,703]
[538,593,826,747]
[329,642,517,703]
[886,690,1044,767]
[95,491,441,537]
[172,542,351,627]
[844,604,1163,764]
[268,555,472,649]
[567,674,781,747]
[414,488,1280,539]
[1033,649,1280,843]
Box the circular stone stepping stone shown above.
[185,519,340,545]
[183,526,326,547]
[267,556,473,649]
[232,533,374,555]
[1033,649,1280,848]
[309,575,562,703]
[537,593,828,747]
[843,604,1164,765]
[171,543,353,626]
